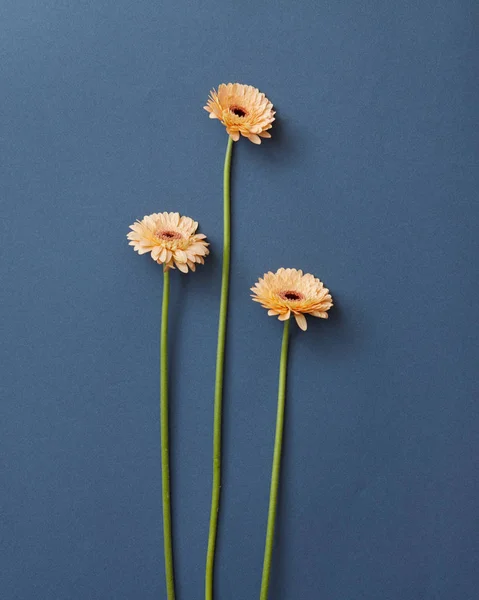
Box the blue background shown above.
[1,1,478,598]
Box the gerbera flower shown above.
[204,83,275,144]
[127,212,209,273]
[251,268,333,331]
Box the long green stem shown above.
[160,269,176,600]
[260,318,291,600]
[206,136,234,600]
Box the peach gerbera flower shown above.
[251,268,333,331]
[204,83,275,144]
[127,212,209,273]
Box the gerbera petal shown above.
[175,249,188,263]
[246,134,262,145]
[159,248,168,263]
[294,313,308,331]
[175,261,188,273]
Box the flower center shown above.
[156,229,183,241]
[280,290,304,302]
[230,106,247,118]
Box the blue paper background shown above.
[1,1,478,598]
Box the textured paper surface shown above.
[1,0,478,598]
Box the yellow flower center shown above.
[229,106,247,118]
[280,290,304,302]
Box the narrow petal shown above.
[151,247,161,261]
[159,248,168,263]
[247,133,261,144]
[176,261,188,273]
[191,246,208,256]
[294,313,308,331]
[175,249,187,263]
[278,310,291,321]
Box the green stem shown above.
[260,318,291,600]
[160,269,176,600]
[206,136,234,600]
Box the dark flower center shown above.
[230,106,247,118]
[158,230,182,240]
[280,290,304,302]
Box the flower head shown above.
[204,83,275,144]
[251,268,333,331]
[127,212,209,273]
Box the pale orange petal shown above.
[176,261,188,273]
[294,313,308,331]
[175,249,188,263]
[159,248,168,263]
[246,134,261,145]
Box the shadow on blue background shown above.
[1,0,478,598]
